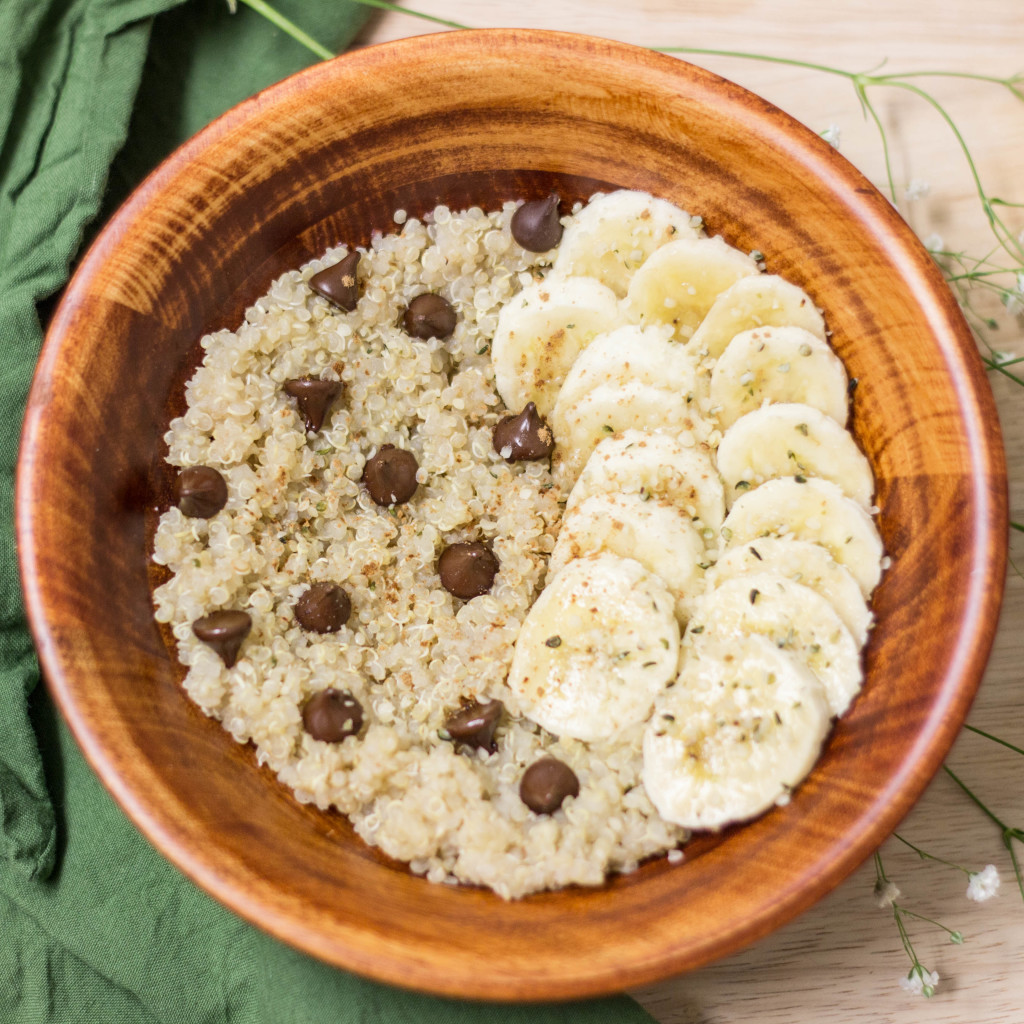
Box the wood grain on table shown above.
[356,3,1024,1019]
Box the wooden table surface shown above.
[355,3,1024,1018]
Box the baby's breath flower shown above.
[966,864,1001,902]
[874,879,901,908]
[899,966,939,998]
[904,179,931,201]
[820,124,841,149]
[923,233,944,253]
[1003,292,1024,317]
[1001,273,1024,317]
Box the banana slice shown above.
[710,325,849,428]
[552,190,700,297]
[722,477,883,597]
[551,380,712,487]
[716,403,875,508]
[642,637,831,829]
[554,323,700,415]
[708,537,872,647]
[625,236,759,339]
[507,553,680,742]
[690,275,826,359]
[548,492,706,623]
[564,429,724,533]
[491,276,624,416]
[685,572,862,716]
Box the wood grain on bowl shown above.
[16,30,1007,1001]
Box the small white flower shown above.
[899,966,939,997]
[874,879,901,908]
[1005,273,1024,317]
[820,124,841,149]
[1004,292,1024,317]
[966,864,1000,902]
[994,351,1016,365]
[904,179,931,201]
[922,233,944,253]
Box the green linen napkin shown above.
[0,1,657,1020]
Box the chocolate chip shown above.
[403,293,457,340]
[283,378,342,433]
[295,582,351,633]
[363,444,419,506]
[445,699,504,752]
[302,688,364,742]
[175,466,227,518]
[519,757,580,814]
[438,542,499,600]
[511,193,562,252]
[309,251,360,311]
[192,610,251,668]
[492,402,554,462]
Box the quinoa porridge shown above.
[153,190,883,898]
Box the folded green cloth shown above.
[0,1,656,1020]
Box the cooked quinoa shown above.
[152,203,687,899]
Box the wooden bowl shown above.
[17,30,1007,1001]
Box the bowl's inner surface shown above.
[20,31,1006,1000]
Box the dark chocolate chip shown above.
[192,610,252,668]
[283,377,342,433]
[175,466,227,518]
[403,293,457,340]
[492,402,555,462]
[438,542,499,600]
[309,251,360,311]
[445,699,504,752]
[295,582,351,633]
[363,444,419,506]
[519,757,580,814]
[302,688,364,742]
[511,193,563,252]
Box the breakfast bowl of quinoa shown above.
[17,30,1007,1000]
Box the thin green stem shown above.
[942,767,1024,904]
[892,833,970,874]
[652,47,860,80]
[944,268,1020,283]
[235,0,335,60]
[934,246,1018,278]
[964,723,1024,755]
[875,850,889,883]
[884,79,1023,262]
[958,277,1022,301]
[892,906,920,967]
[855,82,898,200]
[943,765,1009,831]
[1006,836,1024,903]
[347,0,470,29]
[874,69,1024,96]
[1011,521,1024,533]
[897,906,964,942]
[982,357,1024,388]
[655,47,1024,263]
